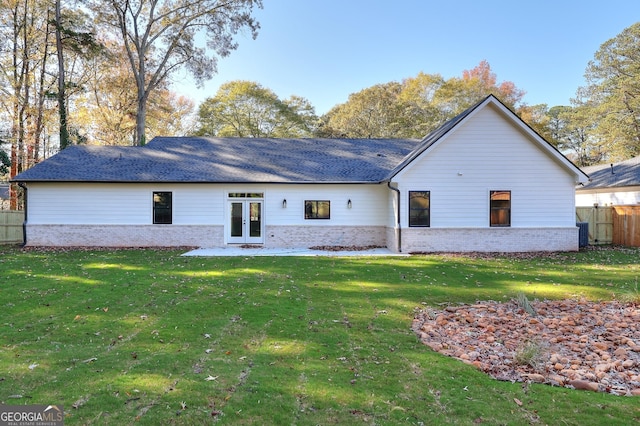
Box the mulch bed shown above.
[412,298,640,396]
[308,245,384,251]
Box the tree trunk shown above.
[135,92,147,146]
[56,0,70,150]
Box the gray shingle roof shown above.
[579,156,640,189]
[12,95,586,185]
[12,137,420,183]
[0,184,9,199]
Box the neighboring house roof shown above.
[12,95,588,185]
[578,156,640,190]
[0,184,9,199]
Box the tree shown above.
[547,103,603,167]
[54,0,69,149]
[319,62,526,139]
[434,60,525,115]
[74,42,194,145]
[517,103,552,143]
[0,0,55,208]
[90,0,262,146]
[196,81,317,137]
[147,90,196,138]
[578,22,640,160]
[396,72,447,137]
[319,82,406,138]
[54,1,102,150]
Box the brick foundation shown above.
[266,225,387,248]
[25,224,578,253]
[25,224,224,247]
[401,227,579,253]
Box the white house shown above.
[12,95,589,252]
[576,156,640,206]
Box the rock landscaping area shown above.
[413,298,640,396]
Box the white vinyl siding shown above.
[262,184,388,226]
[394,105,577,228]
[27,183,224,225]
[26,182,389,227]
[576,187,640,206]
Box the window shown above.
[305,200,330,219]
[409,191,430,227]
[490,191,510,227]
[153,192,172,224]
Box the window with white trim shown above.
[409,191,430,227]
[304,200,330,219]
[490,190,510,227]
[153,192,172,224]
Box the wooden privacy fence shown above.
[576,205,640,247]
[0,211,24,245]
[611,205,640,246]
[576,206,613,245]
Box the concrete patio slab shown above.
[182,247,407,257]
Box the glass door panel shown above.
[249,202,262,238]
[230,202,243,238]
[227,200,264,244]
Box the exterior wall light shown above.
[347,199,352,209]
[282,199,287,208]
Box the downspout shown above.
[387,182,401,252]
[18,182,27,246]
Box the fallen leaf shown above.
[72,396,89,409]
[514,398,523,406]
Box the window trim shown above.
[153,191,173,224]
[489,190,511,227]
[304,200,330,220]
[408,190,430,227]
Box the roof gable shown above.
[389,95,589,184]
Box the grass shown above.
[515,292,537,316]
[0,246,639,425]
[514,339,547,370]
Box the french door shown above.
[228,200,263,244]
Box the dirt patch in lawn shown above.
[413,298,640,396]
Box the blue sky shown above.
[174,0,640,115]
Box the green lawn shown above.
[1,246,639,425]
